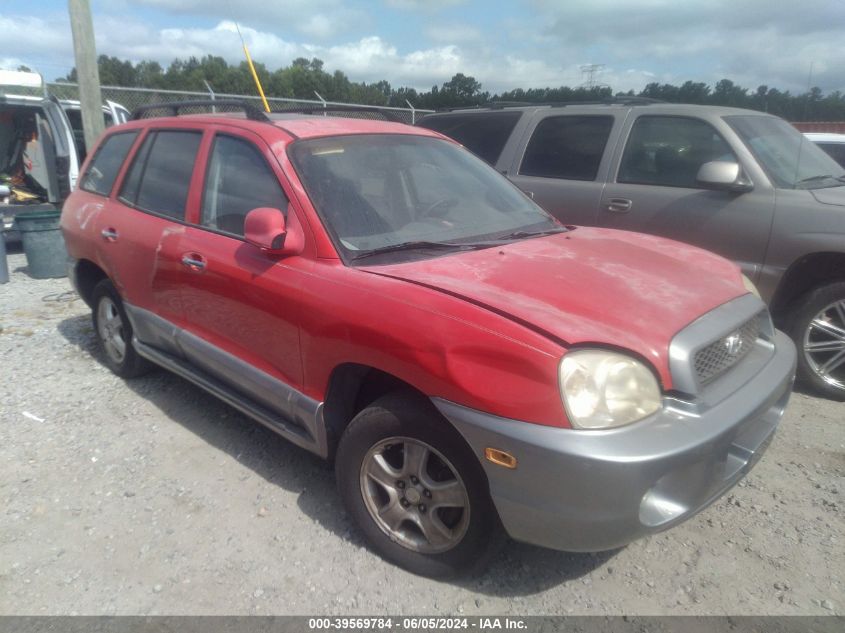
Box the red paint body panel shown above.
[291,258,566,425]
[362,227,746,391]
[61,115,750,431]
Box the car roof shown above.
[267,113,438,139]
[123,111,442,141]
[421,102,776,119]
[0,93,45,104]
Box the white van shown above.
[1,70,128,241]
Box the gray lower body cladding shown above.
[433,330,797,552]
[121,301,328,458]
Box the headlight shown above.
[742,274,761,298]
[559,350,662,429]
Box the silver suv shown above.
[419,102,845,400]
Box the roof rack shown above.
[274,105,404,124]
[131,99,272,122]
[130,100,406,125]
[436,96,663,113]
[484,101,535,109]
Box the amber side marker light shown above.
[485,448,517,469]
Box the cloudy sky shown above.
[1,0,843,95]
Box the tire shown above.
[91,279,153,379]
[789,281,845,401]
[335,392,505,578]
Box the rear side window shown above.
[119,130,202,219]
[80,131,138,195]
[818,142,845,168]
[201,135,288,236]
[618,116,736,188]
[519,115,614,181]
[417,112,521,165]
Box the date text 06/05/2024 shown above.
[307,617,528,630]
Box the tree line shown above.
[58,54,845,121]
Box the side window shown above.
[119,130,202,219]
[200,135,288,236]
[618,116,736,188]
[818,143,845,168]
[519,115,614,181]
[79,131,138,195]
[417,112,522,165]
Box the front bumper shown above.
[433,330,796,552]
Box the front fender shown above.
[296,261,569,427]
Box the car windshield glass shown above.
[725,115,845,189]
[289,134,558,261]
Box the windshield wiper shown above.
[350,240,486,260]
[795,174,845,188]
[350,227,569,260]
[495,226,569,241]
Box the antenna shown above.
[235,22,271,113]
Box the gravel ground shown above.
[1,250,843,616]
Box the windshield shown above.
[289,134,558,261]
[726,115,845,189]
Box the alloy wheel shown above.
[97,296,127,365]
[359,436,470,554]
[802,299,845,392]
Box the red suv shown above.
[61,101,796,578]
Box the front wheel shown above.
[790,281,845,400]
[335,393,505,578]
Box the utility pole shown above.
[580,64,605,89]
[579,63,611,94]
[68,0,104,151]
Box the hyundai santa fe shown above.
[60,101,796,577]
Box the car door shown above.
[598,114,775,280]
[41,97,80,197]
[174,126,308,413]
[107,100,131,125]
[506,111,623,226]
[94,126,205,352]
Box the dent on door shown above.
[122,226,189,356]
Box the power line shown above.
[580,64,606,89]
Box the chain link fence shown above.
[45,82,432,125]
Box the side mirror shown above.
[244,206,304,256]
[696,161,753,193]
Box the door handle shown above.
[100,228,118,241]
[181,254,206,271]
[606,198,633,213]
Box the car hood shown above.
[360,227,746,389]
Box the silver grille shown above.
[694,314,762,385]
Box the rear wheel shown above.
[790,281,845,400]
[335,392,505,578]
[91,279,153,378]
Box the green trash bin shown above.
[14,209,68,279]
